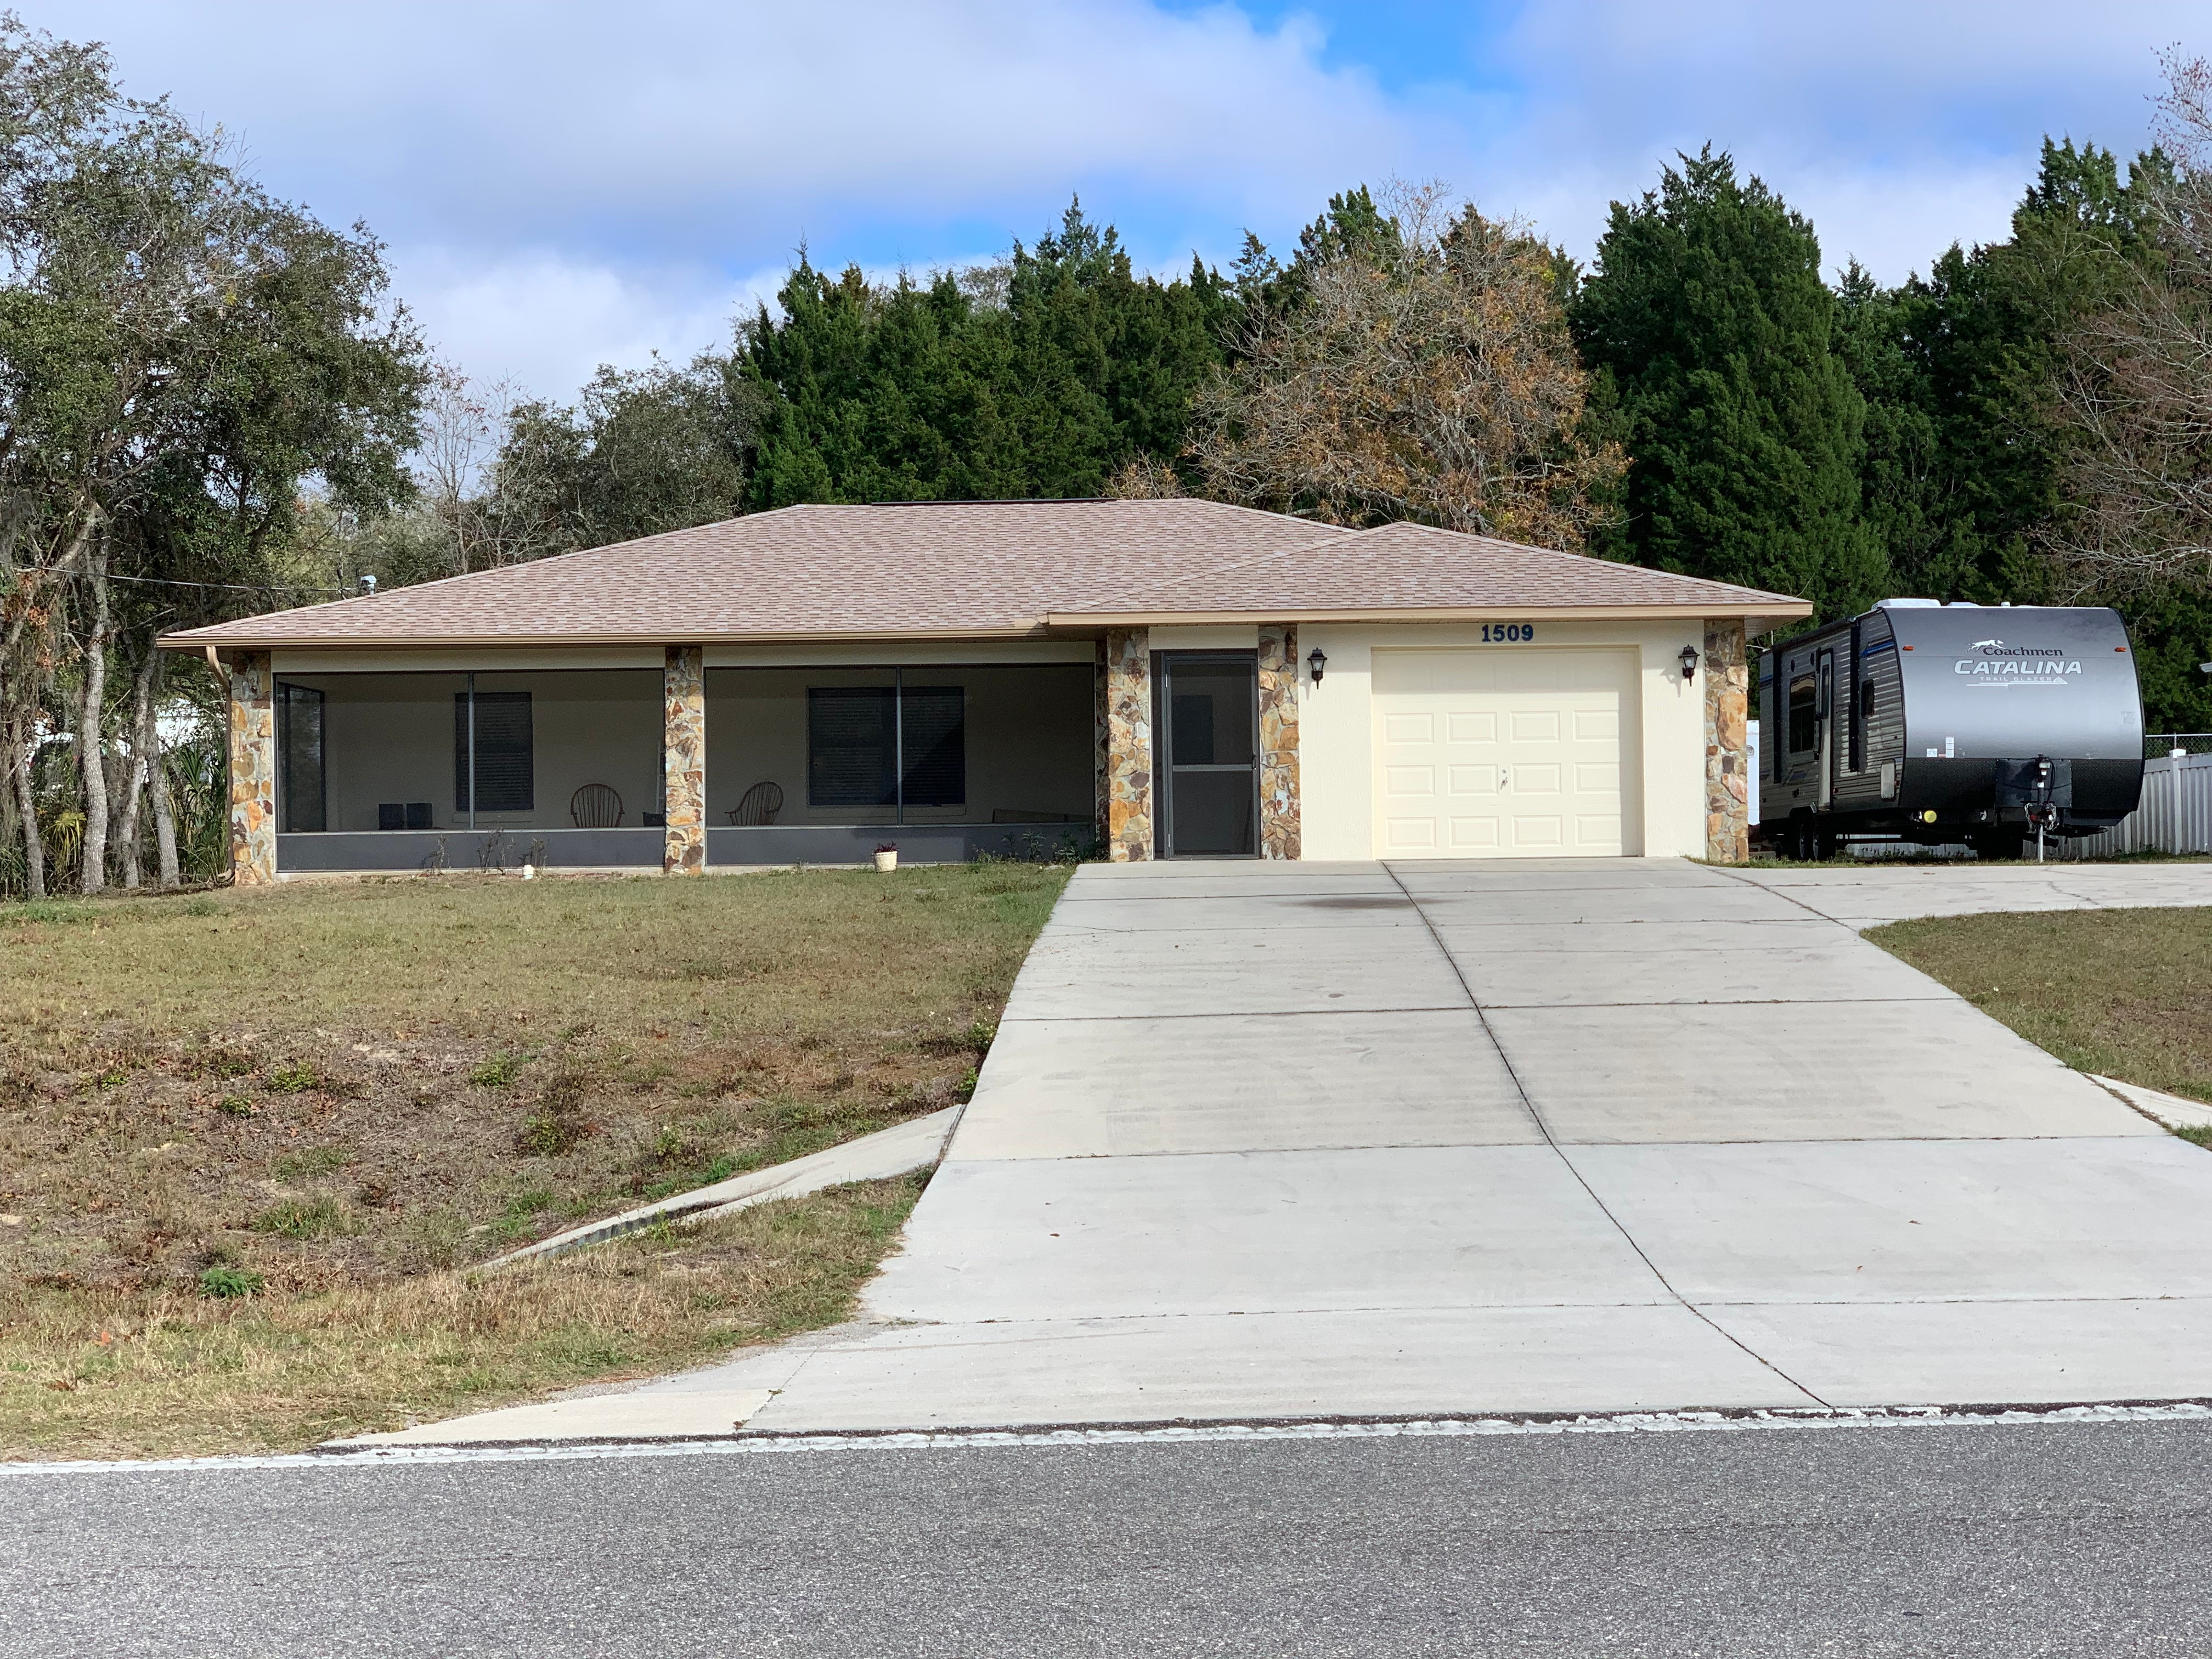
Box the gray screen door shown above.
[1157,652,1257,857]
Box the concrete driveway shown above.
[362,856,2211,1445]
[687,855,2209,1432]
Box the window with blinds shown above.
[806,686,965,810]
[454,691,534,813]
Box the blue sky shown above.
[21,1,2204,398]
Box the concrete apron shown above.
[380,857,2212,1443]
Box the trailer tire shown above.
[1785,812,1820,861]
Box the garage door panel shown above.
[1385,765,1435,798]
[1448,765,1498,796]
[1374,648,1639,860]
[1575,815,1623,850]
[1384,816,1440,850]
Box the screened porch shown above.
[269,661,1097,872]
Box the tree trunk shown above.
[77,541,111,895]
[114,645,157,889]
[10,714,43,900]
[147,653,178,890]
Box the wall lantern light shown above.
[1307,646,1328,685]
[1679,645,1700,682]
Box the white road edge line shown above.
[8,1401,2211,1477]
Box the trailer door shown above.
[1815,648,1836,810]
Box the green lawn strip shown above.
[1866,906,2212,1108]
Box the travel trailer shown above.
[1757,601,2145,859]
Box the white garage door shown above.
[1373,648,1639,857]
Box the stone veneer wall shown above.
[1257,624,1301,860]
[663,645,707,874]
[228,651,277,886]
[1703,618,1750,864]
[1103,628,1152,861]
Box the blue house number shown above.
[1481,624,1536,642]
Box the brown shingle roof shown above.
[163,500,1807,650]
[1047,519,1803,620]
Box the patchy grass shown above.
[0,1176,923,1460]
[0,862,1066,1457]
[1868,906,2212,1107]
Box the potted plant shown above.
[873,842,899,873]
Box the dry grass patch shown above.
[1868,905,2212,1106]
[0,860,1068,1458]
[1,1175,923,1460]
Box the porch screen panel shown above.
[277,683,325,833]
[808,688,897,807]
[454,691,534,813]
[900,687,965,807]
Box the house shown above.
[161,499,1810,882]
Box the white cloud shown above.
[15,0,2211,388]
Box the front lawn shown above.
[1867,905,2212,1108]
[0,861,1069,1459]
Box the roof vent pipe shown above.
[357,573,377,596]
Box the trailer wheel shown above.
[1785,812,1819,861]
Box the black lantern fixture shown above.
[1679,644,1700,682]
[1307,646,1327,684]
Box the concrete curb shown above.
[2092,1074,2212,1132]
[480,1105,963,1269]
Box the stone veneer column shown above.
[663,645,707,875]
[227,651,276,887]
[1703,618,1750,864]
[1257,624,1301,860]
[1103,628,1153,861]
[1092,641,1110,848]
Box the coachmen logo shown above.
[1955,639,2081,676]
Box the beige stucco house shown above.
[161,499,1809,882]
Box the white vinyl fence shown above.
[2067,751,2212,857]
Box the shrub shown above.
[198,1266,264,1298]
[469,1051,526,1088]
[515,1111,589,1157]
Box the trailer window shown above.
[1787,675,1818,753]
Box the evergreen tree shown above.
[1843,140,2159,604]
[741,200,1227,506]
[1844,138,2212,729]
[1569,148,1887,617]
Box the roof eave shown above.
[1045,601,1813,628]
[157,622,1059,652]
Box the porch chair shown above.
[725,781,785,826]
[569,783,624,828]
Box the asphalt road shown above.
[8,1419,2209,1657]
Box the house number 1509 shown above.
[1481,624,1536,642]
